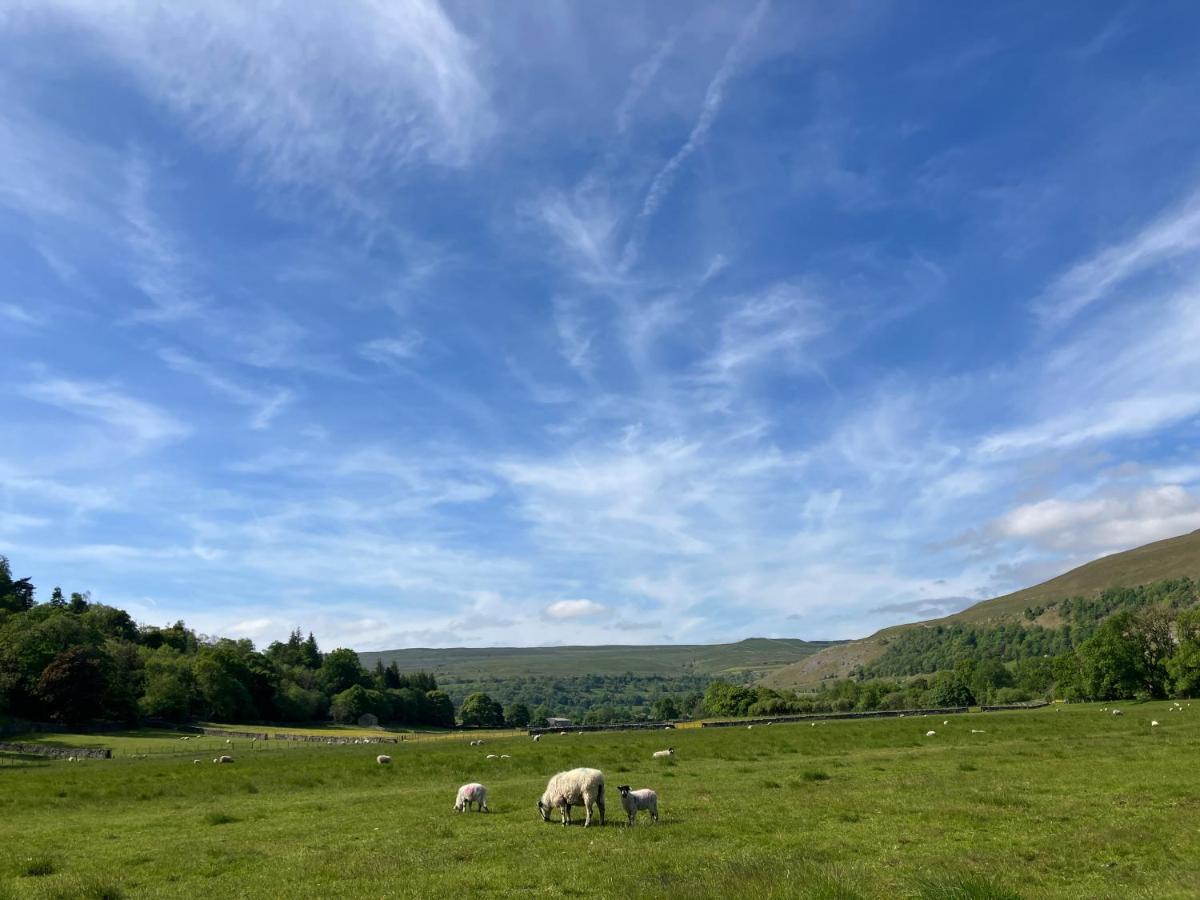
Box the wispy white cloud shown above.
[1035,189,1200,328]
[621,0,770,270]
[158,348,294,430]
[21,377,188,448]
[359,334,425,366]
[543,598,607,620]
[32,0,493,198]
[615,31,677,134]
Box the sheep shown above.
[193,759,201,764]
[1151,721,1160,727]
[500,754,511,759]
[454,782,489,813]
[486,754,499,759]
[970,729,986,734]
[219,755,234,763]
[1112,709,1123,716]
[925,730,936,737]
[943,720,949,726]
[67,756,76,763]
[652,748,674,759]
[559,731,567,736]
[538,767,605,827]
[747,724,754,730]
[617,785,659,826]
[376,755,392,765]
[532,734,541,742]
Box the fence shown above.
[700,706,971,728]
[979,700,1051,712]
[528,721,676,736]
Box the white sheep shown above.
[538,767,605,827]
[926,730,936,737]
[971,729,986,734]
[193,759,201,764]
[652,748,675,759]
[559,731,567,736]
[500,754,511,759]
[747,724,754,730]
[376,755,392,765]
[617,785,659,825]
[1112,709,1123,716]
[1151,720,1159,727]
[454,782,489,813]
[67,756,76,763]
[532,734,541,742]
[487,754,499,759]
[943,720,949,726]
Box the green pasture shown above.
[2,702,1198,898]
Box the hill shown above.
[763,529,1200,690]
[358,637,843,680]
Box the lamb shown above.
[376,755,392,765]
[925,730,936,737]
[487,754,499,759]
[617,785,659,826]
[1151,721,1160,727]
[218,755,234,763]
[193,759,201,764]
[1112,709,1123,716]
[538,767,605,827]
[652,748,675,759]
[454,782,489,813]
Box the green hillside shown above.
[764,529,1200,690]
[358,637,842,680]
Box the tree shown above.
[1168,608,1200,697]
[1078,611,1149,700]
[49,587,67,609]
[330,685,388,724]
[139,647,195,718]
[930,671,975,707]
[424,690,455,728]
[300,632,321,669]
[504,702,531,728]
[459,692,504,727]
[36,646,106,723]
[530,704,554,728]
[320,648,368,695]
[651,696,680,721]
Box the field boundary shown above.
[0,740,111,759]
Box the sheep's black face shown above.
[538,800,549,822]
[617,785,631,796]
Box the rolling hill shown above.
[762,529,1200,690]
[357,637,844,681]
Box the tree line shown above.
[700,577,1200,718]
[0,557,455,727]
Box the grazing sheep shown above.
[377,755,392,765]
[538,767,605,827]
[533,734,541,742]
[559,731,567,736]
[218,755,234,763]
[67,756,76,763]
[925,730,936,737]
[617,785,659,825]
[970,729,986,734]
[747,724,754,730]
[487,754,499,759]
[1112,709,1123,716]
[500,754,511,759]
[943,720,949,726]
[454,782,489,813]
[1151,721,1160,727]
[193,759,201,764]
[652,748,675,759]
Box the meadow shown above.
[2,703,1198,899]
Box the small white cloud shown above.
[360,334,424,365]
[543,599,607,619]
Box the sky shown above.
[2,1,1200,652]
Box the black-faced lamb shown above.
[454,782,489,812]
[652,748,674,759]
[376,754,392,764]
[538,767,605,827]
[617,785,658,825]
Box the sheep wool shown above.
[652,748,675,759]
[538,768,605,827]
[454,782,489,813]
[617,786,659,826]
[376,755,392,765]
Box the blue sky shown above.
[3,1,1200,651]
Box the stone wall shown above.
[0,741,111,759]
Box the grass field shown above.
[2,703,1199,898]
